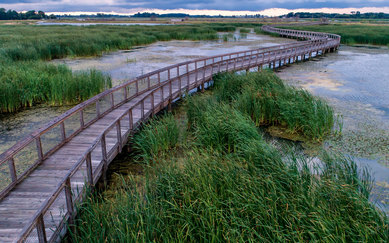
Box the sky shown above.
[1,0,389,16]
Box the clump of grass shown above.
[132,114,179,162]
[0,61,111,113]
[240,28,250,33]
[213,71,335,141]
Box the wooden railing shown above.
[0,24,340,242]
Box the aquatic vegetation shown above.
[69,95,388,242]
[0,61,111,112]
[132,114,179,162]
[239,28,251,33]
[213,71,335,141]
[280,24,389,46]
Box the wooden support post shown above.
[36,214,47,243]
[86,152,93,186]
[60,122,66,142]
[116,121,122,153]
[65,177,74,225]
[8,158,17,183]
[101,134,108,186]
[124,86,128,101]
[129,109,133,130]
[96,100,101,117]
[110,93,114,109]
[141,99,144,119]
[79,110,84,129]
[36,137,43,162]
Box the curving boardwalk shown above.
[0,24,340,242]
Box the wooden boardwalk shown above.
[0,25,340,242]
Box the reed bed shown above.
[133,114,179,162]
[213,71,335,141]
[69,73,388,242]
[0,61,111,112]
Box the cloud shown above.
[0,0,388,15]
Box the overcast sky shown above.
[1,0,389,16]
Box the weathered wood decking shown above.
[0,25,340,242]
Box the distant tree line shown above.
[132,12,190,18]
[0,8,56,20]
[282,12,389,19]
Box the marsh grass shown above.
[213,71,335,141]
[132,114,179,163]
[239,28,251,33]
[69,90,388,242]
[0,61,111,112]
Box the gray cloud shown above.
[0,0,388,12]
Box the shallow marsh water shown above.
[277,45,389,213]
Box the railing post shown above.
[116,121,122,153]
[195,62,198,81]
[36,214,47,243]
[36,137,43,161]
[110,93,114,109]
[79,110,84,129]
[158,72,161,85]
[101,134,108,184]
[65,177,74,223]
[151,92,155,114]
[147,76,150,89]
[60,122,66,142]
[8,157,17,183]
[124,86,128,101]
[129,109,133,130]
[86,152,93,186]
[141,99,145,119]
[96,100,101,117]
